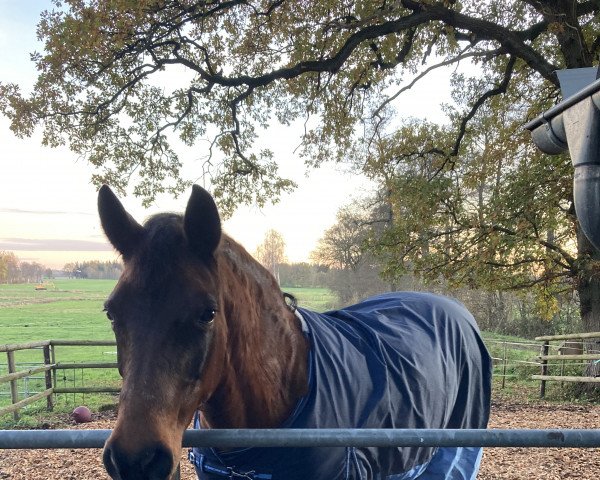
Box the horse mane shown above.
[206,234,308,428]
[126,211,288,313]
[218,235,282,296]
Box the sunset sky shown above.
[0,1,451,270]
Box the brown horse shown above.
[100,184,309,479]
[99,185,491,480]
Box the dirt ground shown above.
[1,398,599,479]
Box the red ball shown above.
[71,406,92,423]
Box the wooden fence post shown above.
[43,345,54,411]
[7,351,19,421]
[540,341,549,398]
[50,343,57,390]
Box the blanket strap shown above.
[188,450,272,480]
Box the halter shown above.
[188,449,272,479]
[188,301,307,480]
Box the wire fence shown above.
[0,340,119,420]
[1,335,600,419]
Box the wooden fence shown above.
[533,332,600,397]
[3,334,600,418]
[0,340,118,421]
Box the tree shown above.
[79,260,123,279]
[19,262,45,283]
[278,262,327,289]
[0,1,597,210]
[311,204,371,271]
[360,97,583,318]
[1,1,599,331]
[0,251,21,284]
[311,203,388,303]
[0,254,7,284]
[0,252,51,283]
[63,260,122,279]
[254,229,287,282]
[63,263,76,278]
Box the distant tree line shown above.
[307,199,583,338]
[253,225,583,338]
[0,252,125,283]
[279,263,326,289]
[63,261,123,280]
[0,251,46,284]
[278,262,582,338]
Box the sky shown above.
[0,1,452,269]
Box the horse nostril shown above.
[103,441,174,480]
[103,444,121,479]
[140,444,174,479]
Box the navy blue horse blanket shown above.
[190,292,492,479]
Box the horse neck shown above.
[200,236,309,429]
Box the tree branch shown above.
[440,55,517,173]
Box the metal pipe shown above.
[1,429,600,450]
[523,77,600,131]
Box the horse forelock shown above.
[132,213,183,282]
[124,212,214,294]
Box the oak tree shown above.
[1,0,599,332]
[1,1,596,208]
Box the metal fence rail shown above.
[1,429,600,449]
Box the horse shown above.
[98,184,492,480]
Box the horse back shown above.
[294,291,492,476]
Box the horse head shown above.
[98,185,224,480]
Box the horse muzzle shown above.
[103,440,180,480]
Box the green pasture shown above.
[0,279,119,424]
[0,280,339,424]
[283,287,339,311]
[0,279,114,343]
[1,279,587,426]
[0,278,117,373]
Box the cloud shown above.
[0,208,93,216]
[0,238,112,252]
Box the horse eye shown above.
[103,308,114,322]
[200,309,217,323]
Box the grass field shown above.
[0,279,119,424]
[0,279,338,424]
[3,279,585,426]
[0,280,337,345]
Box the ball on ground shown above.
[71,406,92,423]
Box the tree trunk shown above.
[576,225,600,378]
[577,226,600,333]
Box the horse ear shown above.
[184,185,221,258]
[98,185,144,258]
